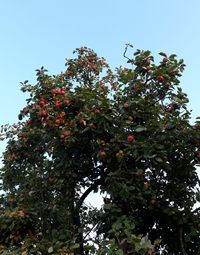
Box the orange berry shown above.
[128,116,134,121]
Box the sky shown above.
[0,0,200,206]
[0,0,200,126]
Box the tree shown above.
[0,45,200,254]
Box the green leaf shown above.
[135,127,147,132]
[48,247,53,253]
[116,249,124,255]
[70,243,80,249]
[155,157,163,163]
[159,52,167,57]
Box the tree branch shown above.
[83,222,99,240]
[123,43,133,62]
[197,246,200,255]
[179,227,187,255]
[76,178,103,212]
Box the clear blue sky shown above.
[0,0,200,148]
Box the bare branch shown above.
[123,43,133,62]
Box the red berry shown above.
[123,103,129,109]
[40,101,46,107]
[39,97,45,103]
[63,130,71,137]
[59,112,66,117]
[23,107,29,113]
[79,118,86,125]
[99,149,106,158]
[40,110,47,116]
[11,152,17,160]
[55,119,61,125]
[99,83,108,90]
[33,103,39,109]
[95,109,101,113]
[60,89,65,95]
[157,75,164,82]
[55,101,62,107]
[60,130,71,139]
[127,135,135,142]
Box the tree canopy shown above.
[0,45,200,254]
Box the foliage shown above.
[0,45,200,254]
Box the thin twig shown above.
[83,222,99,240]
[123,44,133,62]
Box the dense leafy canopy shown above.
[0,45,200,254]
